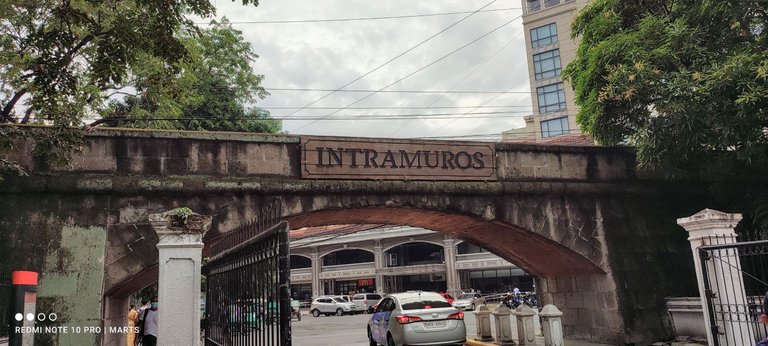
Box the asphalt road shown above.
[292,311,479,346]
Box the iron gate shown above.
[698,238,768,346]
[204,201,291,346]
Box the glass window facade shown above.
[540,117,570,138]
[537,83,566,113]
[530,23,558,48]
[533,49,561,80]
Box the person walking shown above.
[136,299,148,345]
[127,304,139,346]
[141,297,159,346]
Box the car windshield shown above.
[333,298,345,303]
[399,294,452,310]
[458,294,474,299]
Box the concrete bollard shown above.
[475,305,494,342]
[540,304,564,346]
[514,304,537,345]
[492,304,516,345]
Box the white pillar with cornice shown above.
[310,248,321,297]
[442,236,459,296]
[677,209,751,346]
[373,242,385,294]
[149,209,212,346]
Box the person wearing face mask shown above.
[140,297,159,346]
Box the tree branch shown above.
[89,116,127,127]
[1,89,27,122]
[20,107,34,124]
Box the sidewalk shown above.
[466,336,613,346]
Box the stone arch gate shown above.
[0,129,718,345]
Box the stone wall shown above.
[0,128,718,345]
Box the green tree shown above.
[0,0,260,174]
[563,0,768,227]
[96,19,280,133]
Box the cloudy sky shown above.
[206,0,532,140]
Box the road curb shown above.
[465,338,497,346]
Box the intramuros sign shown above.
[300,136,496,180]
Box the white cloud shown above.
[209,0,533,139]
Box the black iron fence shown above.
[698,238,768,346]
[204,200,291,346]
[1,277,11,338]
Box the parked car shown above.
[333,295,366,313]
[439,292,454,304]
[353,293,384,313]
[367,291,466,346]
[310,296,358,317]
[452,293,485,311]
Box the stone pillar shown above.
[492,304,516,345]
[540,304,564,346]
[514,304,537,345]
[310,248,321,298]
[149,209,212,346]
[677,209,751,346]
[475,305,494,342]
[442,236,459,296]
[373,243,385,294]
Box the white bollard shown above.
[540,304,564,346]
[475,305,494,342]
[492,304,516,345]
[514,304,537,345]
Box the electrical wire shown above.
[281,0,500,119]
[389,31,521,137]
[265,87,533,94]
[293,14,522,132]
[195,7,521,25]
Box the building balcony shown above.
[378,263,446,276]
[524,0,575,15]
[455,252,514,270]
[290,267,312,282]
[319,262,376,280]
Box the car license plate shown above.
[423,321,446,328]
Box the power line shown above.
[390,30,520,137]
[265,87,533,94]
[195,7,521,25]
[259,105,532,110]
[282,0,500,119]
[425,30,528,137]
[294,14,522,132]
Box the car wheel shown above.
[470,303,475,311]
[387,333,396,346]
[336,308,344,316]
[311,309,320,317]
[368,327,377,346]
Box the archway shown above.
[286,206,604,277]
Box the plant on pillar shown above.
[165,207,210,231]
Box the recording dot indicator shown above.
[26,313,34,321]
[15,313,23,321]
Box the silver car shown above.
[367,291,466,346]
[452,293,485,311]
[309,296,357,317]
[353,293,383,313]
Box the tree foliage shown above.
[563,0,768,227]
[563,0,768,171]
[0,0,262,173]
[97,19,280,133]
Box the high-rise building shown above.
[503,0,592,142]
